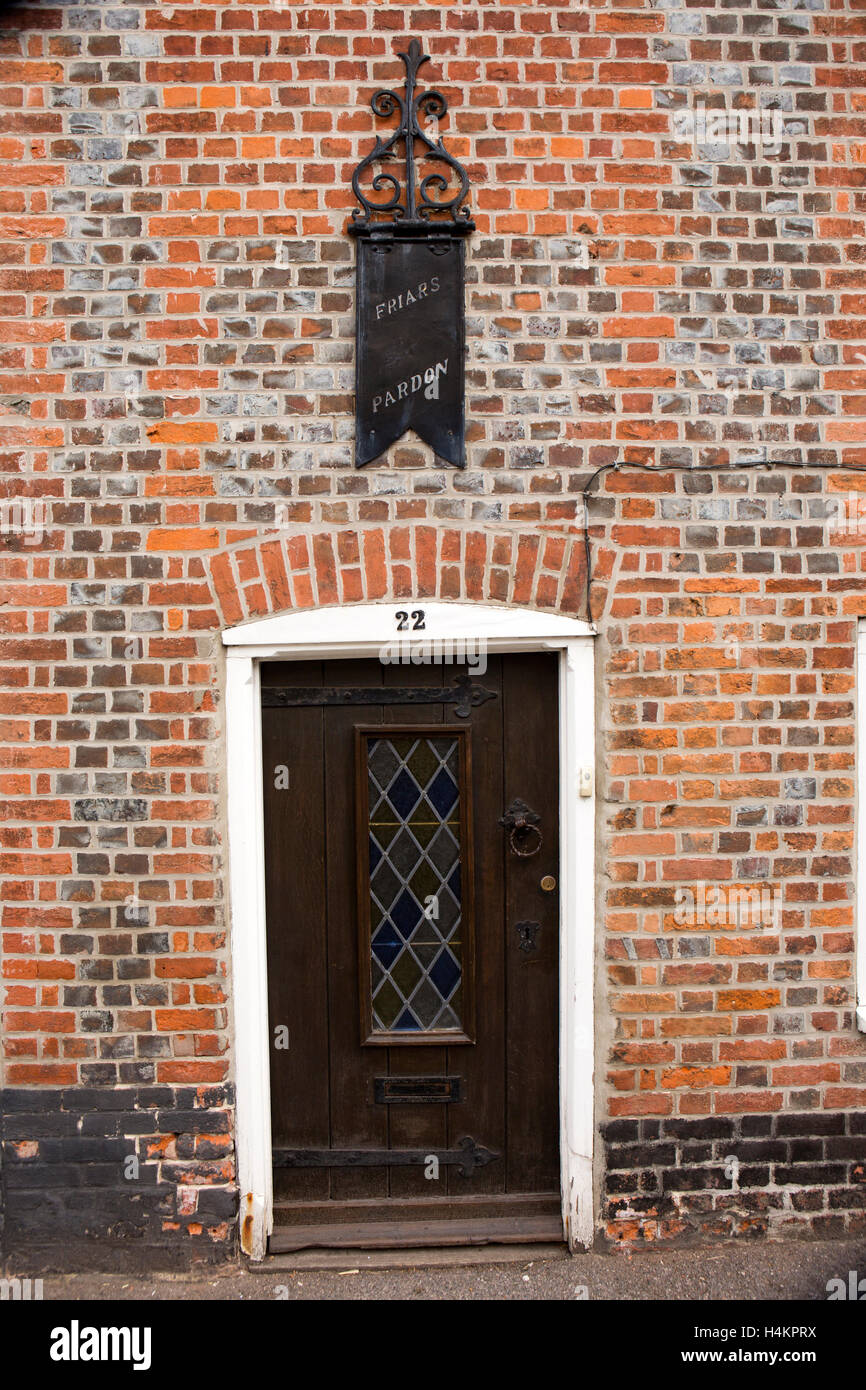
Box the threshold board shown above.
[272,1191,560,1226]
[269,1214,564,1253]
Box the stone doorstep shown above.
[248,1241,569,1272]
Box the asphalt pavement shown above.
[20,1235,866,1301]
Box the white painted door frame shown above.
[222,601,597,1258]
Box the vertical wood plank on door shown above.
[444,654,506,1197]
[503,652,560,1193]
[324,658,389,1201]
[381,661,449,1198]
[262,660,329,1202]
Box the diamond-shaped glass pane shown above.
[365,734,466,1035]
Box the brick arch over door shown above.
[205,524,589,629]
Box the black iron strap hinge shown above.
[261,673,496,719]
[273,1136,498,1178]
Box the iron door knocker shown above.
[499,798,543,858]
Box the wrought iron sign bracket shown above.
[348,38,475,469]
[348,37,475,239]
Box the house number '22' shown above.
[395,610,426,631]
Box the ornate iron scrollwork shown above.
[349,38,474,235]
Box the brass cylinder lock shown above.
[540,875,556,893]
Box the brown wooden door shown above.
[261,651,561,1250]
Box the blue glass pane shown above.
[429,947,460,1001]
[371,925,401,970]
[388,768,422,819]
[391,889,423,939]
[395,1007,421,1031]
[427,766,459,817]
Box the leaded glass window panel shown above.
[356,728,474,1044]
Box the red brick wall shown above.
[593,464,866,1243]
[1,0,865,1262]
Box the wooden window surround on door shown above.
[355,726,476,1046]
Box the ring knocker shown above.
[509,823,543,857]
[499,798,543,858]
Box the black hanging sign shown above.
[349,39,474,469]
[355,236,465,467]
